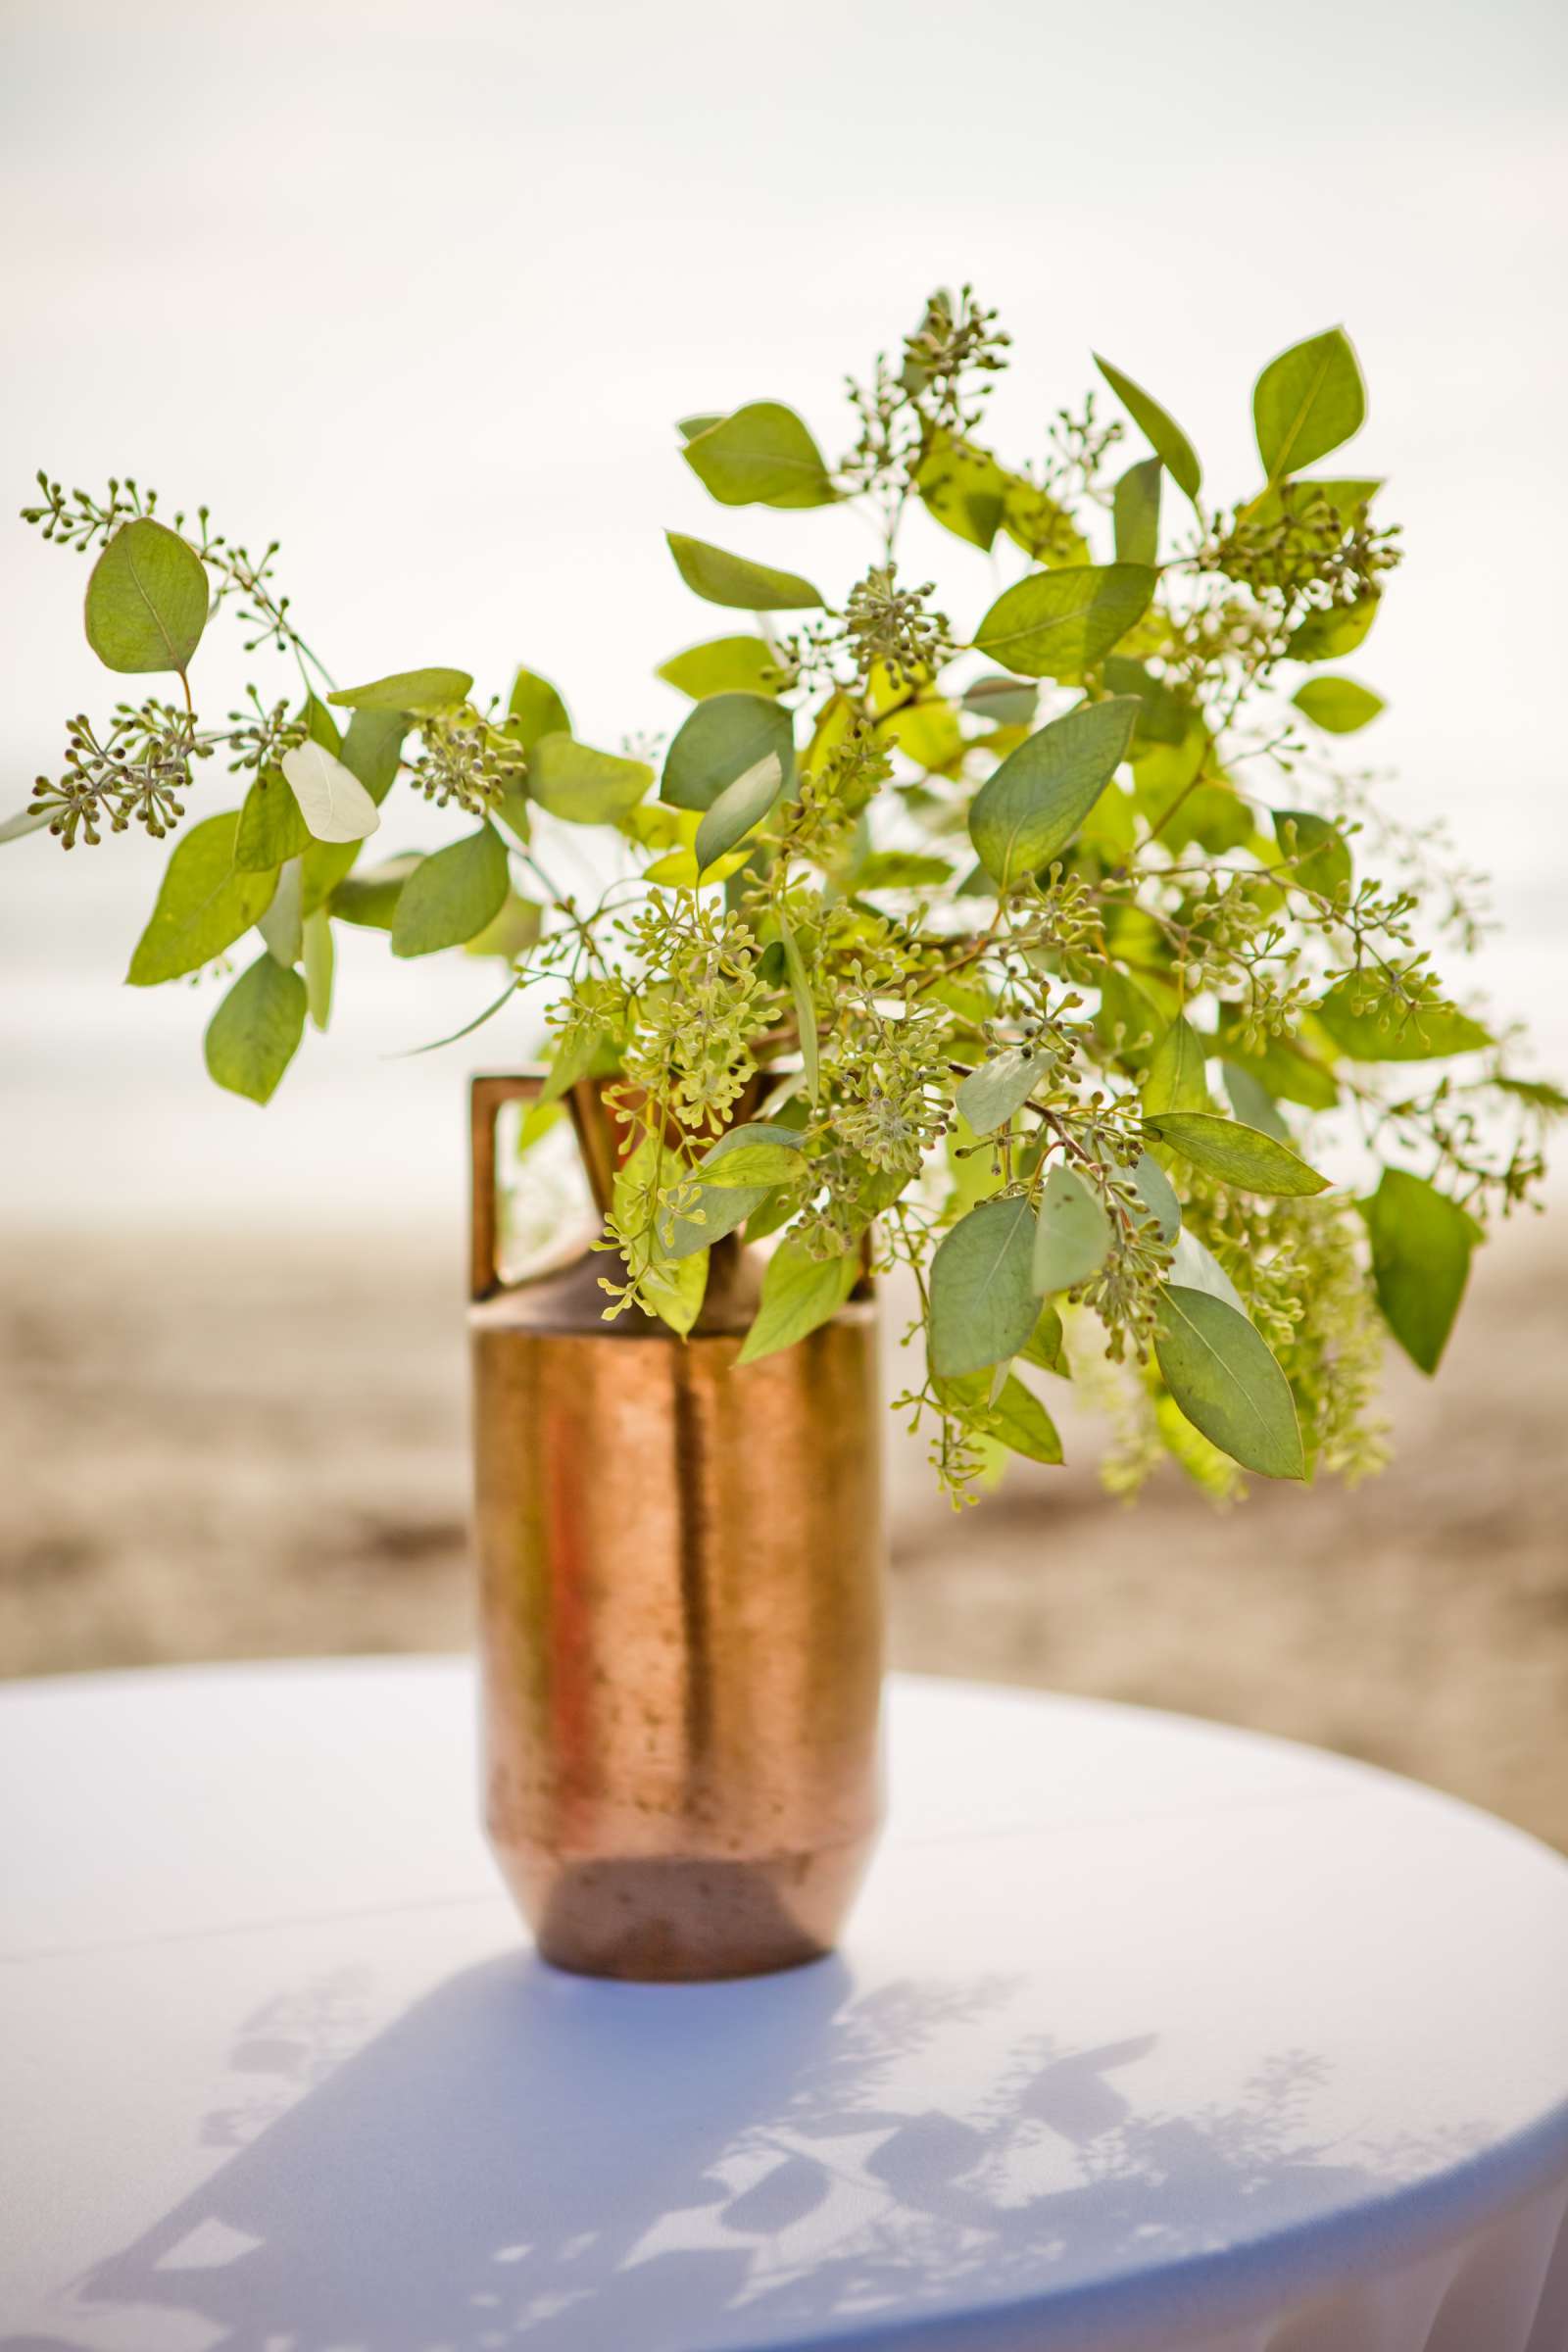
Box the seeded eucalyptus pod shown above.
[12,287,1560,1502]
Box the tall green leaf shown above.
[682,403,837,509]
[666,532,822,612]
[928,1196,1038,1376]
[1032,1164,1112,1292]
[736,1235,858,1365]
[1092,356,1202,501]
[390,823,510,957]
[1143,1015,1211,1115]
[1273,808,1353,899]
[973,565,1155,680]
[968,697,1139,887]
[235,769,312,872]
[915,430,1006,549]
[1253,327,1367,482]
[695,753,782,872]
[203,952,307,1104]
[84,519,208,675]
[506,668,571,748]
[662,692,794,810]
[777,905,818,1104]
[1361,1167,1477,1373]
[1154,1286,1305,1479]
[126,812,277,986]
[1112,458,1162,567]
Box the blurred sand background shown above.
[4,1210,1565,1850]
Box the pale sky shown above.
[2,0,1564,1224]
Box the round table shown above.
[2,1663,1566,2352]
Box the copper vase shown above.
[467,1072,887,1982]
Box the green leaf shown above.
[529,736,651,824]
[329,853,421,930]
[298,709,409,913]
[697,1126,806,1188]
[1130,1151,1182,1242]
[968,696,1140,888]
[1222,1061,1289,1142]
[84,518,208,676]
[1154,1286,1304,1479]
[1018,1301,1070,1377]
[955,1046,1044,1135]
[1289,596,1379,663]
[973,564,1155,680]
[1215,1010,1340,1110]
[1315,982,1490,1062]
[777,904,818,1104]
[1273,808,1353,900]
[202,952,307,1104]
[1169,1229,1244,1312]
[1112,458,1162,567]
[1494,1075,1568,1115]
[258,856,304,966]
[302,906,333,1031]
[855,851,954,892]
[1141,1110,1330,1197]
[682,402,837,509]
[610,1136,710,1337]
[662,692,794,812]
[464,893,542,962]
[929,1196,1038,1377]
[1032,1165,1112,1293]
[280,740,380,844]
[661,1124,800,1259]
[126,811,277,986]
[658,636,781,701]
[676,414,722,442]
[1092,356,1202,501]
[915,430,1006,550]
[937,1369,1063,1465]
[1143,1014,1211,1116]
[1102,653,1187,746]
[1253,326,1367,482]
[666,532,822,612]
[1094,970,1163,1073]
[1361,1167,1478,1374]
[506,668,570,749]
[695,752,782,872]
[0,805,54,845]
[961,675,1038,728]
[1292,676,1384,734]
[327,667,471,713]
[390,822,510,957]
[736,1235,858,1365]
[1241,476,1381,531]
[235,768,312,872]
[1000,475,1091,565]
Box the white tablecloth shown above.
[2,1661,1566,2351]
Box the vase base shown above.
[491,1839,877,1983]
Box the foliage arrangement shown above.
[13,290,1559,1500]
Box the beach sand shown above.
[3,1214,1564,1847]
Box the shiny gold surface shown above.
[468,1072,887,1982]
